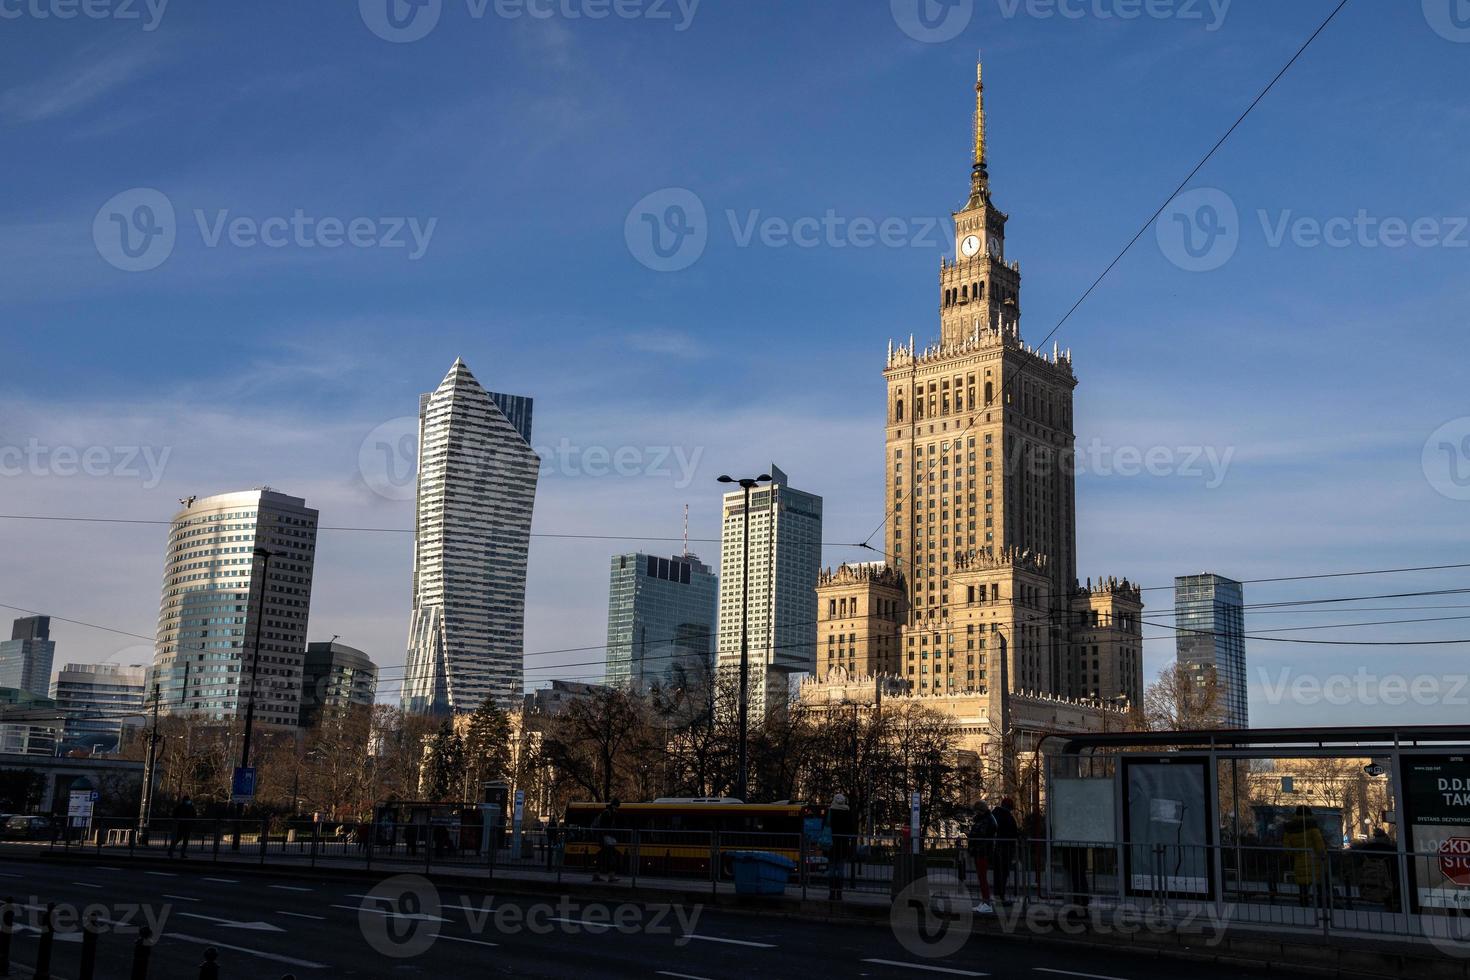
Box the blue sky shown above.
[2,0,1469,725]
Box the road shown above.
[0,856,1307,978]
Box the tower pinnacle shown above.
[968,57,990,208]
[974,58,986,171]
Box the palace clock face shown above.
[960,235,981,257]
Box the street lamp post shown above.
[717,473,770,802]
[233,547,273,849]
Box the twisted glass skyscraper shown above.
[402,359,539,715]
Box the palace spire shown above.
[969,57,989,207]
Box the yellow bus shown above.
[561,798,826,878]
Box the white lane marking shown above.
[165,932,328,969]
[145,871,177,877]
[438,934,500,948]
[1034,971,1130,980]
[278,911,326,921]
[0,873,21,878]
[177,912,284,933]
[14,925,83,943]
[201,877,239,884]
[861,960,987,977]
[98,866,123,871]
[548,916,612,930]
[162,894,200,902]
[332,904,450,923]
[685,934,776,948]
[657,973,716,980]
[71,881,103,888]
[269,885,312,892]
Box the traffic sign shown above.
[1440,837,1470,887]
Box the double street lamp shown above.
[717,473,770,803]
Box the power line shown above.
[0,513,883,555]
[364,603,1470,684]
[10,564,1470,674]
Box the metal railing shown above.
[15,819,1470,954]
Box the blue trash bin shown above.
[731,851,796,896]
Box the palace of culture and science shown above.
[804,64,1144,754]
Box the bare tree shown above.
[1143,662,1226,731]
[541,687,653,803]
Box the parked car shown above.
[3,814,56,840]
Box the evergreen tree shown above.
[425,721,466,801]
[462,696,513,798]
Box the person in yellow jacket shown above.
[1282,805,1327,907]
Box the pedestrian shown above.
[1023,807,1046,897]
[992,797,1020,903]
[591,799,622,882]
[166,795,196,858]
[826,793,856,901]
[966,802,997,914]
[544,815,562,872]
[1283,805,1327,908]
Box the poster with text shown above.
[1402,754,1470,911]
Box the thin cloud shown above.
[0,42,165,124]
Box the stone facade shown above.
[815,562,905,683]
[806,64,1142,751]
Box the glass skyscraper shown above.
[605,553,717,691]
[51,662,147,753]
[0,616,55,698]
[149,489,319,727]
[1174,573,1248,729]
[403,359,540,715]
[300,641,378,727]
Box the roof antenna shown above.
[682,504,689,558]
